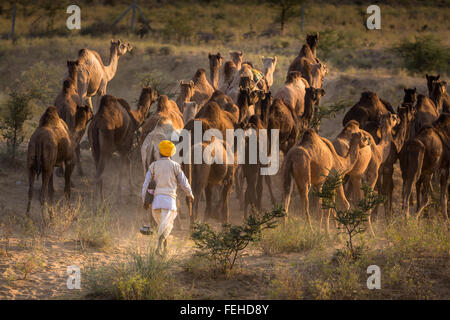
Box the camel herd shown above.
[25,34,449,234]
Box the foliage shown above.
[191,206,286,273]
[394,36,450,74]
[85,249,184,299]
[268,0,304,35]
[138,70,176,99]
[0,89,32,162]
[313,171,383,258]
[310,99,349,130]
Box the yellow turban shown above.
[159,140,176,157]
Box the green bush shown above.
[85,249,184,299]
[191,206,286,273]
[395,36,450,74]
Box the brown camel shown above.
[140,94,181,145]
[208,52,223,90]
[239,114,277,218]
[77,40,132,111]
[55,60,81,130]
[209,90,234,109]
[26,107,75,215]
[184,137,235,225]
[413,93,440,136]
[380,103,416,219]
[219,60,238,93]
[400,113,450,221]
[343,91,395,128]
[88,88,153,200]
[427,75,450,113]
[283,129,371,231]
[287,33,320,76]
[237,77,266,122]
[229,51,243,70]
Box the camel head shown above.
[403,88,417,104]
[208,52,223,69]
[350,131,371,149]
[110,39,132,56]
[75,105,94,129]
[398,103,416,123]
[139,86,158,115]
[426,74,440,95]
[432,81,447,97]
[183,101,198,123]
[306,32,319,49]
[262,56,277,68]
[307,87,326,106]
[229,51,243,67]
[378,112,400,132]
[66,60,79,77]
[179,80,195,101]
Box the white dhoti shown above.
[152,208,177,240]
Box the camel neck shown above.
[341,138,360,172]
[210,66,219,90]
[302,90,314,126]
[264,65,274,88]
[105,47,119,82]
[431,90,443,112]
[378,125,393,162]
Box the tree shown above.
[268,0,304,35]
[0,89,32,163]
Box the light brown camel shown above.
[26,107,75,215]
[282,129,371,231]
[208,52,223,90]
[55,60,81,130]
[287,33,320,81]
[400,113,450,221]
[183,101,198,124]
[226,63,255,103]
[209,90,234,109]
[184,137,235,226]
[140,94,181,145]
[190,68,215,110]
[343,91,395,128]
[380,103,416,219]
[237,77,266,122]
[301,61,328,105]
[413,93,440,136]
[176,80,195,112]
[274,71,310,118]
[261,56,277,88]
[88,88,153,200]
[219,60,238,93]
[77,39,132,111]
[229,51,243,70]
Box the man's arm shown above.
[141,168,152,203]
[176,170,194,199]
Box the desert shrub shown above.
[313,171,383,259]
[73,201,112,250]
[138,70,176,98]
[260,217,327,255]
[394,36,450,74]
[85,249,184,299]
[310,99,350,130]
[191,206,286,273]
[0,89,32,163]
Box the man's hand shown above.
[187,194,194,203]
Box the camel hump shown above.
[286,71,302,84]
[63,79,73,93]
[193,68,207,83]
[98,95,117,113]
[116,98,131,112]
[39,106,61,127]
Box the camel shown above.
[183,101,198,124]
[208,52,223,90]
[88,88,153,200]
[140,94,181,145]
[380,104,416,219]
[237,77,266,122]
[403,88,417,104]
[55,60,81,130]
[274,71,309,118]
[209,90,234,109]
[225,63,255,103]
[229,51,243,70]
[176,80,195,112]
[261,56,277,88]
[400,113,450,221]
[184,137,235,225]
[288,33,319,74]
[77,39,132,111]
[426,75,450,113]
[301,62,328,103]
[190,68,215,110]
[219,60,238,93]
[26,107,75,215]
[343,91,395,128]
[412,94,440,136]
[282,129,371,231]
[239,114,277,218]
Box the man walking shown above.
[141,140,194,255]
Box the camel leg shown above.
[440,167,449,221]
[76,144,84,177]
[416,174,432,219]
[402,177,414,221]
[221,171,234,224]
[203,184,213,222]
[283,179,294,222]
[255,172,263,210]
[64,161,74,204]
[40,168,52,212]
[415,176,423,213]
[297,184,312,230]
[264,175,277,206]
[48,173,55,205]
[382,163,395,222]
[95,153,110,202]
[26,169,36,215]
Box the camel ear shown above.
[320,89,326,96]
[316,32,319,38]
[273,56,277,63]
[239,51,243,56]
[117,39,122,45]
[189,80,194,87]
